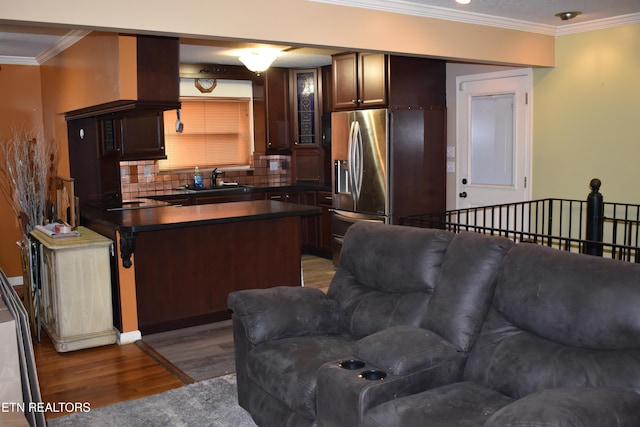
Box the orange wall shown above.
[0,65,44,277]
[0,32,138,278]
[40,32,137,177]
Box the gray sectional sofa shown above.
[227,221,640,427]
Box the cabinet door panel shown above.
[332,53,358,110]
[294,149,323,183]
[266,67,291,152]
[359,53,387,108]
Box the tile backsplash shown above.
[120,154,292,201]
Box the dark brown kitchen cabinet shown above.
[68,117,121,206]
[293,149,324,183]
[300,191,319,251]
[195,193,261,205]
[290,68,329,185]
[265,189,300,203]
[332,54,446,110]
[317,191,333,257]
[265,67,291,153]
[332,52,387,110]
[99,111,166,160]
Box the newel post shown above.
[585,178,604,256]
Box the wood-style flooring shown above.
[32,254,335,420]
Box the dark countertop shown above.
[144,183,332,200]
[82,199,322,268]
[82,199,322,234]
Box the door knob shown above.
[459,191,468,198]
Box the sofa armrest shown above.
[353,325,462,376]
[484,387,640,427]
[227,286,339,345]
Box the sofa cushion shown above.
[328,222,454,337]
[493,243,640,349]
[228,286,339,345]
[335,222,453,293]
[246,334,355,420]
[362,382,513,427]
[465,308,640,399]
[423,231,513,351]
[484,387,640,427]
[353,326,461,376]
[464,243,640,398]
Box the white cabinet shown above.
[31,227,116,352]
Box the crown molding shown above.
[555,13,640,36]
[0,29,89,65]
[0,55,39,65]
[36,29,89,64]
[309,0,639,36]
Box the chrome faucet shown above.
[212,168,223,185]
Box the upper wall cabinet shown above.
[332,52,387,110]
[265,67,291,153]
[136,35,180,103]
[332,53,446,110]
[291,68,321,148]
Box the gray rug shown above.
[48,374,257,427]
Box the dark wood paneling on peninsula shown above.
[81,200,321,334]
[134,216,301,334]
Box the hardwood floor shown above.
[32,254,335,420]
[33,332,184,420]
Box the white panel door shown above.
[456,69,532,210]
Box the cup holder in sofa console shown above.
[359,370,387,380]
[338,360,366,370]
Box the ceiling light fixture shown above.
[555,11,581,21]
[238,49,278,75]
[456,0,471,4]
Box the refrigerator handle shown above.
[347,119,357,202]
[354,120,363,202]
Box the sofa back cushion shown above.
[327,222,453,338]
[423,231,513,352]
[465,243,640,398]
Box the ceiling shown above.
[1,0,638,67]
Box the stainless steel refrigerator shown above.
[331,107,446,263]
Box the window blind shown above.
[160,97,252,171]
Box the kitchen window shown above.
[160,97,252,171]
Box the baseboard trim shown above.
[117,329,142,345]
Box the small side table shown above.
[30,227,117,352]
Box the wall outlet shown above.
[269,160,279,171]
[143,165,152,177]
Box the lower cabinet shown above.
[317,191,333,257]
[195,193,260,204]
[31,227,116,352]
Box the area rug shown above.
[48,374,257,427]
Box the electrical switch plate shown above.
[446,161,455,173]
[446,146,455,158]
[144,165,152,177]
[269,161,279,171]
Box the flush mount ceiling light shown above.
[238,49,279,74]
[555,11,581,21]
[455,0,471,4]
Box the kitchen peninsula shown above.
[81,199,321,336]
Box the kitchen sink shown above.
[186,184,252,193]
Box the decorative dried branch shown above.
[0,127,58,240]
